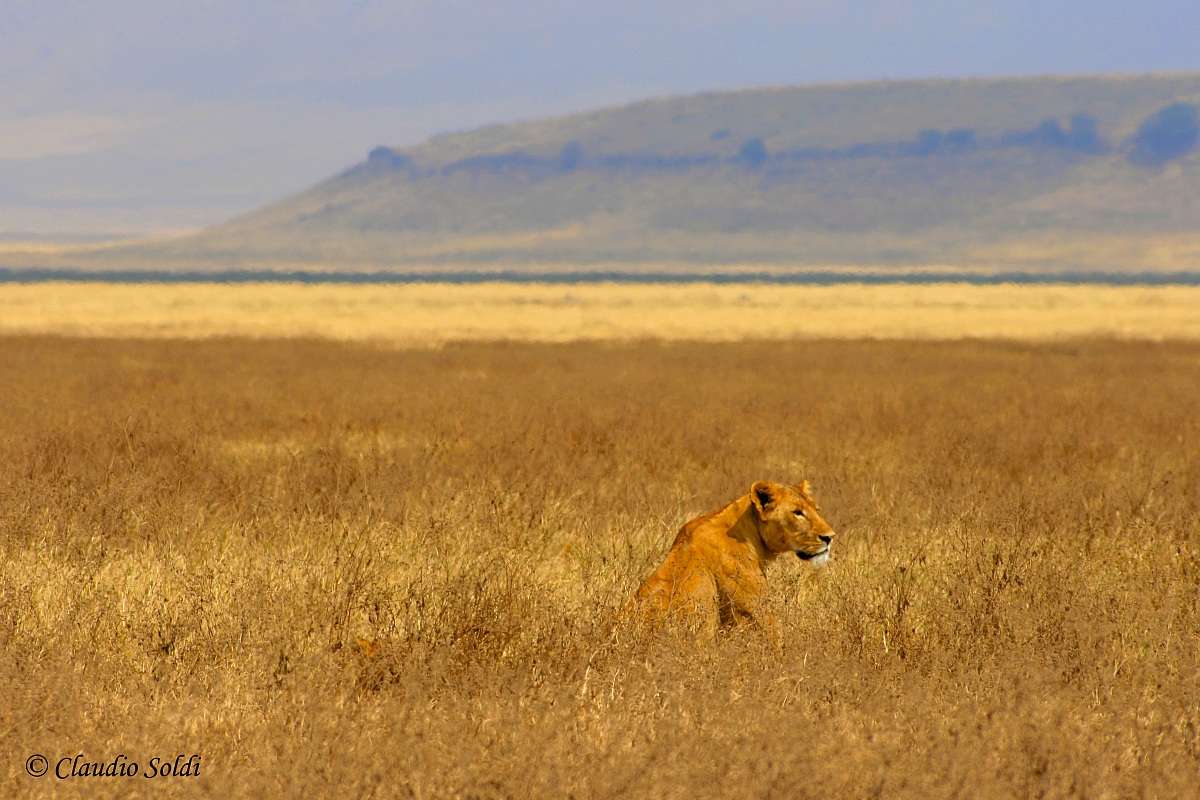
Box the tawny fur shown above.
[630,480,835,645]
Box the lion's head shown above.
[750,480,836,567]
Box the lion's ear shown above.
[796,480,813,499]
[751,481,778,516]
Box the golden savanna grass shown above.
[3,281,1200,340]
[2,335,1199,798]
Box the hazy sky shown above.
[2,0,1198,238]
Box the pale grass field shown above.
[3,281,1200,341]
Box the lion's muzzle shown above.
[797,547,831,567]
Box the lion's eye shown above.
[793,509,806,518]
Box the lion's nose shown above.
[819,534,834,545]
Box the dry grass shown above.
[3,281,1200,342]
[2,336,1199,797]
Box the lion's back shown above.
[629,520,729,626]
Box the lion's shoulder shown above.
[671,507,724,545]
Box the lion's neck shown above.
[716,495,771,564]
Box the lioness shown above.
[631,480,835,645]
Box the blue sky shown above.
[1,0,1198,238]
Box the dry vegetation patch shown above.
[4,281,1200,341]
[2,337,1199,798]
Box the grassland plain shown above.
[4,282,1200,341]
[2,336,1199,799]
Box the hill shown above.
[23,73,1200,274]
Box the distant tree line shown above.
[1128,103,1199,166]
[999,114,1107,154]
[752,115,1105,166]
[349,102,1199,181]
